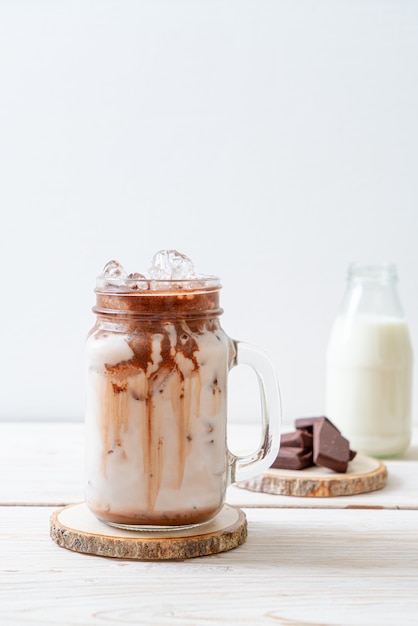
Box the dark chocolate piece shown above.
[280,430,313,449]
[349,449,357,461]
[272,416,356,475]
[271,446,313,470]
[295,416,341,434]
[312,418,350,473]
[296,416,356,473]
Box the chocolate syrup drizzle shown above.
[92,287,226,522]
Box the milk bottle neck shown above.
[341,263,405,319]
[348,263,397,284]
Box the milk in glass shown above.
[326,264,413,458]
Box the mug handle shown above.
[228,340,281,483]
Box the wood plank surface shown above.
[1,506,417,625]
[1,422,418,509]
[2,422,418,625]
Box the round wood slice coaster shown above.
[237,453,387,497]
[50,503,247,560]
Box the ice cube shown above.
[148,250,196,280]
[127,272,148,290]
[102,260,127,280]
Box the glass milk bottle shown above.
[326,263,413,458]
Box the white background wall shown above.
[1,0,417,426]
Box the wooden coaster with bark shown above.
[237,453,387,497]
[50,502,247,560]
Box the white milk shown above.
[85,325,230,527]
[326,313,413,457]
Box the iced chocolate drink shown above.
[85,251,280,529]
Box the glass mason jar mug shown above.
[85,273,281,530]
[326,263,413,458]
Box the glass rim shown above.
[348,262,398,281]
[95,273,221,292]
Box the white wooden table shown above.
[1,422,418,625]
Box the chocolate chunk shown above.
[295,416,341,434]
[280,430,313,449]
[296,416,356,473]
[272,416,356,474]
[312,418,350,473]
[271,446,314,470]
